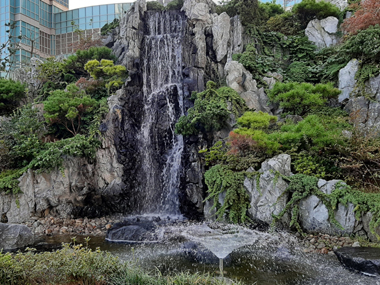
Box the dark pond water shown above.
[33,234,380,285]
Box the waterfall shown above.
[136,10,186,216]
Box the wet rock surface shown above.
[335,247,380,276]
[0,223,34,250]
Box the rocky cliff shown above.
[1,0,249,223]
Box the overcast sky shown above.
[70,0,221,10]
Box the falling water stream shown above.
[137,10,186,216]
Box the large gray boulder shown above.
[224,61,272,113]
[338,59,360,102]
[305,17,339,49]
[299,179,356,235]
[182,0,214,23]
[245,154,291,227]
[0,223,34,250]
[212,12,231,62]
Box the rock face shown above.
[338,60,380,136]
[0,92,124,224]
[344,96,380,136]
[244,154,291,226]
[335,247,380,276]
[299,180,356,235]
[305,17,339,49]
[338,59,360,102]
[239,156,380,240]
[0,223,34,250]
[225,61,272,113]
[366,74,380,101]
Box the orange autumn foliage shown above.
[227,131,258,156]
[341,0,380,35]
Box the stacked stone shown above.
[25,216,119,236]
[299,232,361,255]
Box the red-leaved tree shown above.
[227,131,258,156]
[341,0,380,35]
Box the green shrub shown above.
[286,61,310,82]
[293,0,341,28]
[266,12,302,35]
[28,135,99,173]
[269,114,348,151]
[43,84,98,136]
[84,59,127,96]
[232,111,280,155]
[147,1,165,11]
[237,111,277,130]
[63,46,117,78]
[291,151,327,178]
[342,25,380,62]
[268,82,341,116]
[0,79,26,116]
[0,169,24,194]
[259,2,284,22]
[0,104,45,168]
[166,0,184,10]
[235,128,280,154]
[175,81,247,136]
[101,18,119,35]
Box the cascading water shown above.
[137,10,186,216]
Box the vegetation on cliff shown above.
[0,46,126,194]
[174,0,380,227]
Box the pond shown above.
[33,225,380,285]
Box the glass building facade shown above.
[0,0,133,70]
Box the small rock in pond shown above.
[335,247,380,276]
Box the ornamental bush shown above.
[266,12,302,36]
[342,0,380,35]
[268,82,341,116]
[0,79,26,115]
[175,81,247,136]
[293,0,341,29]
[43,84,98,136]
